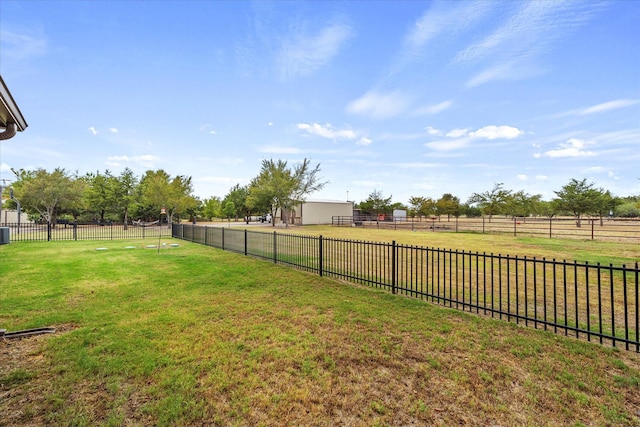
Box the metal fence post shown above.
[273,230,277,264]
[319,235,323,277]
[392,240,397,294]
[47,222,51,241]
[222,227,225,250]
[244,229,248,255]
[73,222,77,241]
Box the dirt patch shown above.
[0,324,77,426]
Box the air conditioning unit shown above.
[0,227,9,244]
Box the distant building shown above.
[274,199,354,226]
[1,209,31,225]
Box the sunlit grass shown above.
[1,240,638,425]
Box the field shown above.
[334,216,640,243]
[258,224,640,265]
[1,239,639,426]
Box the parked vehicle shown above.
[259,213,272,223]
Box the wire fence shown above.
[174,223,640,352]
[332,216,640,242]
[1,222,171,241]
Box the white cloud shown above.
[468,125,523,140]
[543,138,595,158]
[446,128,469,138]
[393,1,493,72]
[425,126,442,136]
[357,137,372,146]
[457,1,600,87]
[210,130,218,135]
[412,100,453,116]
[109,128,119,133]
[297,123,356,141]
[277,22,352,79]
[0,29,47,62]
[517,174,528,180]
[268,122,274,126]
[1,163,12,173]
[579,99,638,115]
[88,126,98,136]
[536,175,548,181]
[427,124,524,151]
[346,91,411,120]
[105,154,159,168]
[426,137,472,151]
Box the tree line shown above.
[4,164,638,228]
[356,180,640,227]
[3,158,326,227]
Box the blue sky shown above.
[1,0,639,205]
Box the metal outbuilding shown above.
[293,199,354,225]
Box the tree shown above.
[169,175,198,223]
[592,190,619,226]
[467,183,512,221]
[247,158,327,227]
[112,168,138,229]
[408,196,435,217]
[10,168,84,225]
[358,190,393,216]
[222,201,236,223]
[223,184,250,222]
[83,170,116,222]
[504,191,542,219]
[202,196,222,220]
[435,193,461,221]
[137,170,196,225]
[553,178,603,227]
[138,170,173,222]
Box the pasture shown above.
[1,239,639,426]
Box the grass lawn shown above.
[1,239,639,426]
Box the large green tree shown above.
[468,183,512,221]
[504,191,543,219]
[201,196,222,220]
[83,170,116,222]
[223,184,250,222]
[358,190,393,216]
[435,193,461,221]
[553,178,605,227]
[408,196,435,217]
[112,168,138,229]
[137,170,197,225]
[10,168,84,225]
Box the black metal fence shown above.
[174,223,640,352]
[333,216,640,242]
[2,222,170,241]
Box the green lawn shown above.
[1,240,639,426]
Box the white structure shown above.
[276,199,353,225]
[393,209,407,221]
[1,209,31,225]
